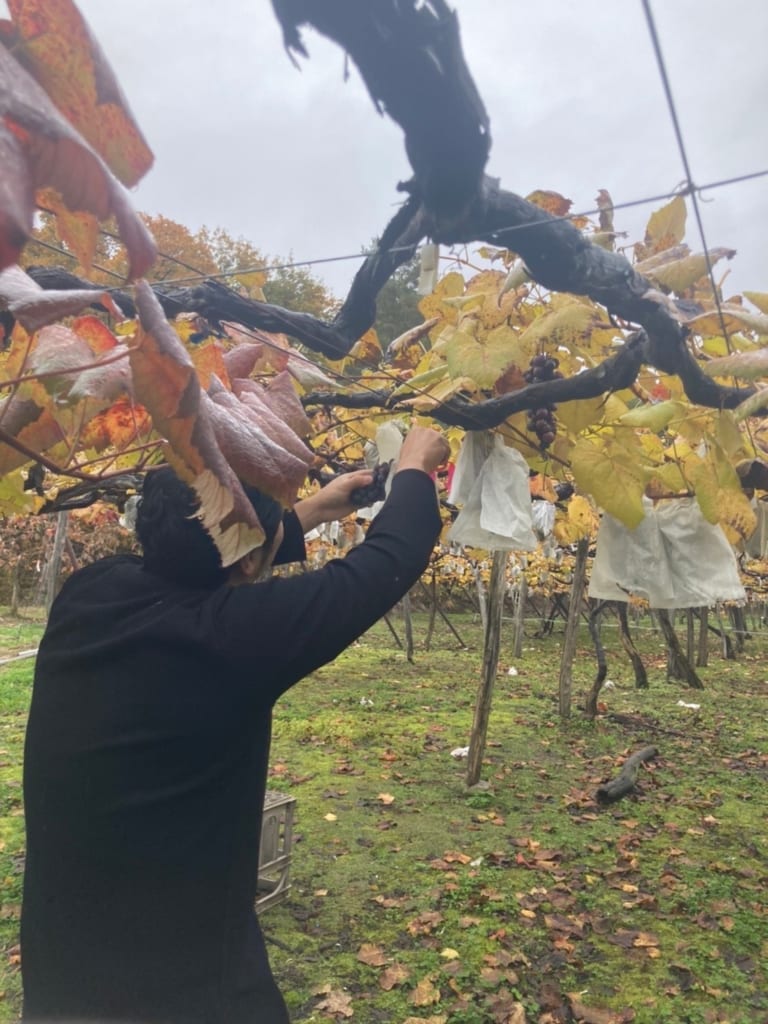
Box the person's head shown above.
[136,467,283,589]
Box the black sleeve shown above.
[208,470,441,697]
[273,510,306,565]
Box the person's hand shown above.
[293,470,374,533]
[396,426,450,476]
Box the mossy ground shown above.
[1,608,766,1023]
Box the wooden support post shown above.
[512,568,527,660]
[696,606,709,667]
[466,549,507,787]
[44,511,69,615]
[558,538,589,720]
[402,591,414,663]
[474,566,488,631]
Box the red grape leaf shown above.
[0,124,34,270]
[0,392,64,474]
[206,378,309,508]
[130,281,266,566]
[3,0,153,187]
[234,377,314,464]
[0,42,156,278]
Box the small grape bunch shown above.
[349,461,392,507]
[523,353,563,450]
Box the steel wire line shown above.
[24,168,768,293]
[640,0,736,351]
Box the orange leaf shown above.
[6,0,154,186]
[79,396,149,453]
[526,190,573,218]
[0,42,155,278]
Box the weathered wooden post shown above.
[466,548,508,787]
[558,537,589,719]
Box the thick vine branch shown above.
[21,1,755,422]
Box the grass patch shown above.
[1,610,767,1022]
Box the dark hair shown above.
[136,467,283,588]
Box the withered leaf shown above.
[379,963,410,991]
[410,975,441,1007]
[314,987,354,1019]
[356,943,387,967]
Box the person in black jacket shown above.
[21,426,449,1024]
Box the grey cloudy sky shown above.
[59,2,768,300]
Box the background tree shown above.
[365,238,421,349]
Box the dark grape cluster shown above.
[349,461,392,507]
[524,353,563,449]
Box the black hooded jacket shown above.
[21,469,441,1023]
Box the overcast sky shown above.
[35,1,768,301]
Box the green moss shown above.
[2,612,767,1022]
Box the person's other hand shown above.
[396,427,450,476]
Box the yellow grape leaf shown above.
[445,327,513,388]
[744,291,768,316]
[553,494,596,545]
[619,400,685,432]
[644,195,687,253]
[735,387,768,421]
[704,347,768,381]
[349,327,382,365]
[0,469,43,514]
[688,449,756,540]
[464,269,523,330]
[404,374,477,412]
[417,272,465,323]
[444,292,485,313]
[519,296,597,352]
[645,460,689,497]
[390,363,449,401]
[714,410,748,458]
[670,407,712,445]
[701,336,730,358]
[645,248,735,294]
[483,322,532,376]
[570,437,647,528]
[692,306,768,340]
[557,395,608,436]
[637,431,665,462]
